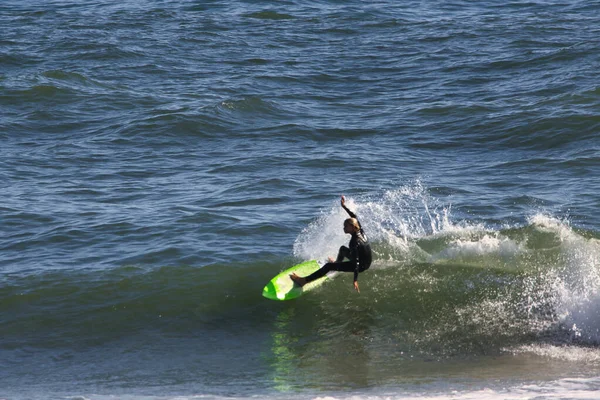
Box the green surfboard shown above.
[262,260,328,301]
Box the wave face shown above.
[3,186,599,362]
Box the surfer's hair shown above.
[345,218,360,231]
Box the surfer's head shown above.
[343,218,360,234]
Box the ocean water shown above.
[1,0,600,399]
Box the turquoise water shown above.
[1,1,600,399]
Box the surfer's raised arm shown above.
[341,195,363,234]
[341,195,357,219]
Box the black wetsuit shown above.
[304,207,372,283]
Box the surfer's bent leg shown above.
[336,246,351,262]
[304,261,355,283]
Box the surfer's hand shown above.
[328,256,335,263]
[353,281,360,293]
[341,195,346,207]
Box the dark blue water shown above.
[1,1,600,399]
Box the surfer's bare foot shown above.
[290,272,307,287]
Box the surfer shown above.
[290,195,372,293]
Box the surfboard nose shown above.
[262,281,278,300]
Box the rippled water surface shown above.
[1,1,600,399]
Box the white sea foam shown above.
[292,199,356,262]
[527,214,600,344]
[512,343,600,363]
[429,234,524,261]
[293,182,462,262]
[310,377,600,399]
[72,376,600,399]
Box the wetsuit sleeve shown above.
[351,238,360,282]
[342,204,357,219]
[342,204,362,230]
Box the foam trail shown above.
[293,182,460,263]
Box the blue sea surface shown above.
[1,1,599,399]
